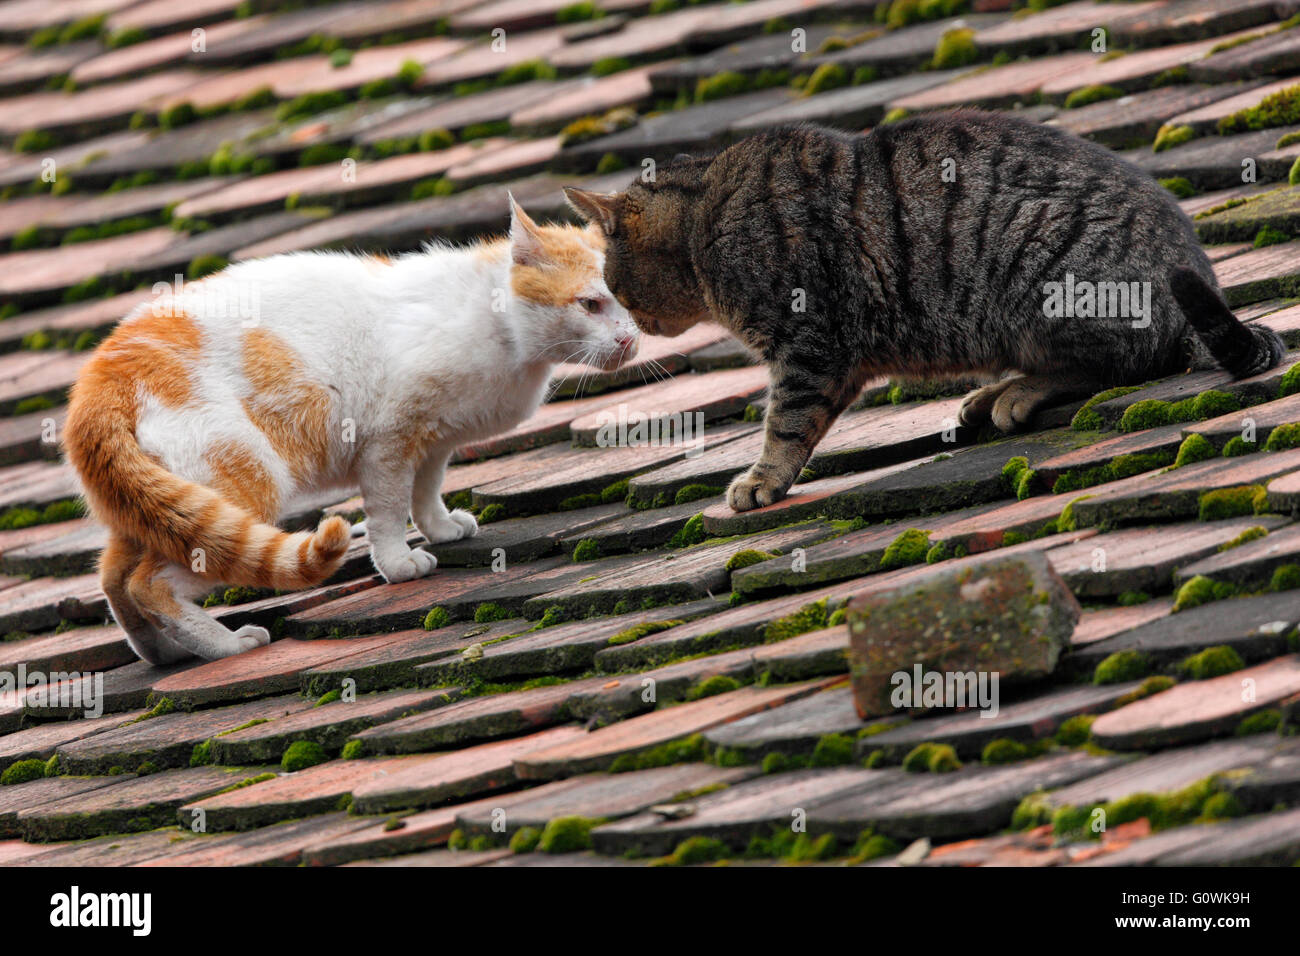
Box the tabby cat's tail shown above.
[1170,267,1284,377]
[64,356,351,591]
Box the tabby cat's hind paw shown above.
[959,379,1015,427]
[233,624,271,654]
[726,467,789,512]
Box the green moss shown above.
[1235,707,1283,737]
[1,759,46,785]
[423,606,451,630]
[1159,176,1197,199]
[281,741,328,773]
[674,484,722,505]
[803,63,848,97]
[1218,525,1268,551]
[509,826,543,853]
[314,689,342,707]
[1001,455,1029,491]
[475,503,505,525]
[1014,468,1038,500]
[1055,714,1096,746]
[473,602,512,623]
[725,549,775,572]
[809,733,855,767]
[277,90,349,122]
[609,733,709,773]
[1011,793,1054,830]
[931,27,977,69]
[1065,84,1123,109]
[571,539,601,562]
[1291,154,1300,187]
[1254,225,1291,248]
[686,675,741,701]
[1117,590,1150,606]
[341,740,364,760]
[761,752,788,774]
[536,816,599,853]
[1153,123,1195,153]
[762,598,828,643]
[1173,574,1237,611]
[1181,644,1245,680]
[591,56,631,77]
[1115,675,1176,707]
[43,754,60,777]
[1218,82,1300,134]
[1173,433,1216,468]
[669,513,706,548]
[879,529,931,570]
[410,177,455,200]
[695,70,750,103]
[849,830,900,862]
[651,835,729,866]
[1057,495,1094,532]
[1198,485,1266,521]
[1264,421,1300,451]
[902,741,960,773]
[1222,436,1258,457]
[924,541,950,563]
[606,619,681,646]
[1093,650,1150,684]
[189,741,212,767]
[981,738,1029,765]
[1071,386,1141,430]
[1117,399,1172,432]
[557,1,601,22]
[535,605,566,629]
[186,254,227,280]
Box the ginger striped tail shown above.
[64,354,350,592]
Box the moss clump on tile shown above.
[537,816,601,853]
[803,63,848,97]
[509,826,542,853]
[341,740,364,760]
[1173,574,1237,611]
[1237,708,1282,736]
[1172,433,1216,468]
[1114,675,1176,707]
[281,741,328,773]
[1071,386,1142,430]
[1222,436,1258,457]
[189,740,213,766]
[695,71,750,103]
[1264,422,1300,451]
[1116,399,1173,432]
[931,27,977,69]
[1117,590,1150,606]
[473,602,513,623]
[651,835,729,866]
[809,733,855,767]
[534,605,566,629]
[186,254,228,280]
[1279,366,1300,399]
[1218,82,1300,134]
[423,606,451,630]
[1158,176,1197,199]
[668,513,706,548]
[0,759,46,785]
[1198,485,1266,521]
[879,107,910,125]
[1057,495,1094,532]
[762,598,828,643]
[1218,525,1268,551]
[1181,644,1245,680]
[1064,84,1123,110]
[981,738,1029,764]
[1270,563,1300,591]
[879,529,931,570]
[1055,714,1097,746]
[314,689,342,707]
[606,619,681,646]
[571,539,601,563]
[1093,650,1150,684]
[827,606,847,627]
[725,549,775,572]
[1254,226,1291,248]
[1153,123,1194,153]
[476,503,505,524]
[924,541,951,564]
[674,484,723,505]
[609,733,709,772]
[1001,455,1029,491]
[685,675,741,701]
[901,741,960,773]
[761,751,789,774]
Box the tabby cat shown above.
[566,113,1284,513]
[65,199,637,662]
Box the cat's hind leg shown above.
[126,554,270,660]
[989,371,1102,433]
[411,448,477,544]
[100,535,191,665]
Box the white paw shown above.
[418,509,478,544]
[376,546,438,583]
[233,624,271,653]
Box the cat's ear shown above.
[564,186,622,237]
[508,193,546,266]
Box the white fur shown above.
[129,202,638,588]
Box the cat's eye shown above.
[579,298,603,314]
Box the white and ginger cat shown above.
[64,198,638,664]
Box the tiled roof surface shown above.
[1,0,1300,868]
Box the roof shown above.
[2,0,1300,867]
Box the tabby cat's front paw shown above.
[374,547,437,583]
[726,468,789,512]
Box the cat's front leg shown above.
[361,445,437,583]
[727,359,863,512]
[411,448,477,544]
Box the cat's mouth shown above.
[599,337,638,371]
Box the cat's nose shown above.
[616,333,636,349]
